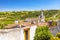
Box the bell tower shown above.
[39,10,45,22]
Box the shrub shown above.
[0,24,4,29]
[52,21,57,26]
[50,37,60,40]
[34,26,53,40]
[56,32,60,38]
[35,26,49,33]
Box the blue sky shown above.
[0,0,60,11]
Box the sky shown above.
[0,0,60,11]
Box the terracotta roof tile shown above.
[4,24,18,29]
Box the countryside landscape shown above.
[0,0,60,40]
[0,10,60,28]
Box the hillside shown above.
[0,10,60,28]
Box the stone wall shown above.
[50,20,60,36]
[49,26,59,36]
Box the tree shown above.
[34,26,53,40]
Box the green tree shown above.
[34,26,53,40]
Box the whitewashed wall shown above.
[20,28,24,40]
[30,25,37,40]
[0,28,22,40]
[0,26,37,40]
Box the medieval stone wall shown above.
[50,20,60,36]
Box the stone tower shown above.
[39,11,45,22]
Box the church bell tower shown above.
[39,11,45,22]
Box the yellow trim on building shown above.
[24,29,30,40]
[24,30,26,40]
[28,29,30,40]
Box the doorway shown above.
[24,29,30,40]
